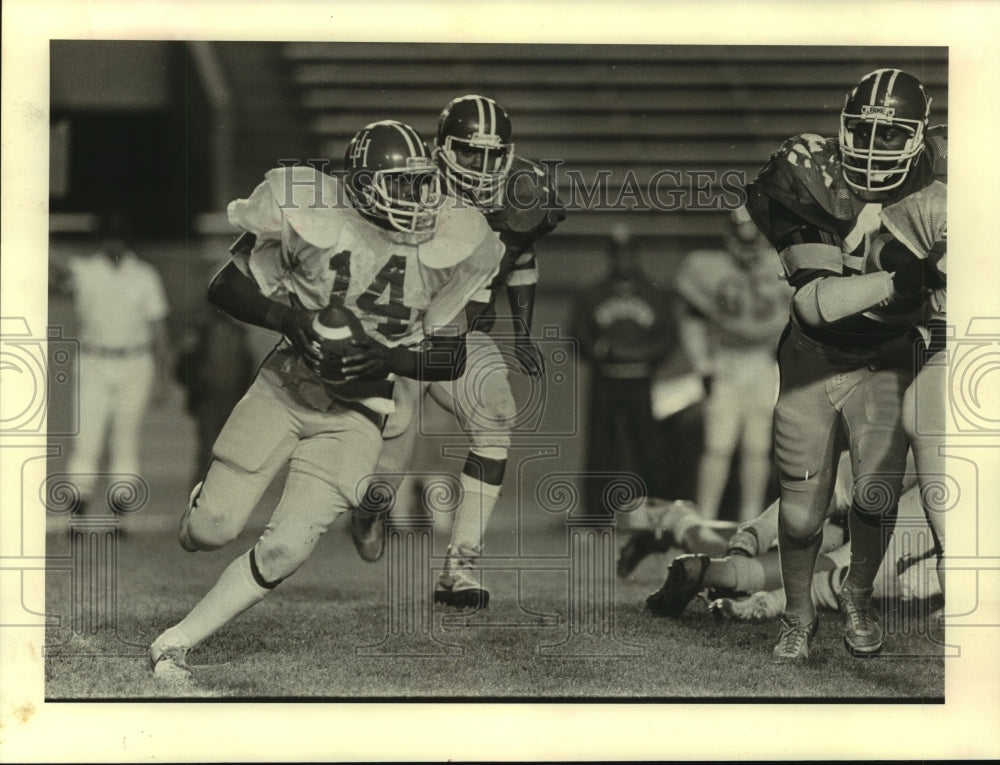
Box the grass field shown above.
[44,507,945,702]
[40,314,945,702]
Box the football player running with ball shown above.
[744,69,946,661]
[349,95,566,610]
[149,120,504,679]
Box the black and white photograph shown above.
[2,1,1000,761]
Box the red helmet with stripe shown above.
[344,120,442,237]
[839,69,931,194]
[434,95,514,212]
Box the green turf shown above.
[44,518,945,701]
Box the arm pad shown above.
[793,272,894,327]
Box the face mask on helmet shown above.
[344,121,443,238]
[838,69,930,194]
[435,95,514,212]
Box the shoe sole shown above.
[772,650,811,663]
[843,638,884,658]
[434,590,490,610]
[644,554,709,617]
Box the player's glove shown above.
[880,240,945,300]
[276,306,323,371]
[512,337,545,377]
[342,334,468,382]
[341,335,399,381]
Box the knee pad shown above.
[778,471,833,544]
[778,473,830,544]
[185,465,249,549]
[852,473,903,516]
[780,517,825,548]
[251,540,299,587]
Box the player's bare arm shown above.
[207,260,322,369]
[506,281,544,376]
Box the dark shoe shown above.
[838,584,884,657]
[645,553,711,616]
[434,545,489,610]
[617,530,673,577]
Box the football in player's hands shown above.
[279,307,323,368]
[875,239,940,299]
[313,302,362,383]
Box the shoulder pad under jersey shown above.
[418,197,503,269]
[751,133,866,225]
[925,125,947,183]
[881,180,947,260]
[486,155,566,237]
[227,166,353,249]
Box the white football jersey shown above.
[226,166,503,412]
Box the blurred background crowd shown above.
[46,41,947,528]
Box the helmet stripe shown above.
[475,96,487,135]
[884,68,901,100]
[485,97,496,136]
[869,68,886,106]
[391,121,421,157]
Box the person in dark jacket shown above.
[572,225,678,520]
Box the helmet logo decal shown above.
[861,104,895,120]
[349,136,372,167]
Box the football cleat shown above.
[645,553,711,617]
[434,546,489,610]
[837,583,884,657]
[149,643,193,682]
[349,506,386,563]
[709,590,784,622]
[725,525,760,558]
[616,530,674,578]
[772,613,819,662]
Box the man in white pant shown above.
[53,212,170,514]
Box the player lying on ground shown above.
[148,120,504,680]
[616,497,737,577]
[349,94,565,610]
[643,451,941,621]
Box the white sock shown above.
[450,473,500,554]
[154,550,270,652]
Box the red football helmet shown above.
[344,120,442,237]
[434,95,514,212]
[839,69,931,194]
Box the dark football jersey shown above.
[469,155,566,330]
[745,126,946,350]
